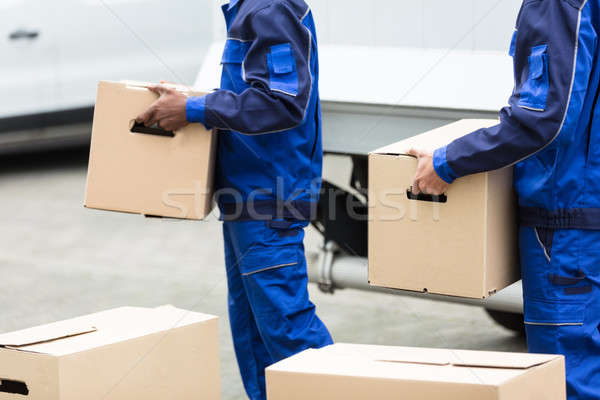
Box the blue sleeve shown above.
[186,95,208,125]
[202,2,312,134]
[434,0,596,182]
[433,146,458,184]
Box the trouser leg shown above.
[226,220,333,398]
[222,222,273,400]
[235,220,333,362]
[520,227,600,400]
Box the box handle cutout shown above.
[0,379,29,396]
[406,189,447,203]
[129,120,175,138]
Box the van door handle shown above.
[9,29,39,40]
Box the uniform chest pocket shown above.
[518,44,549,111]
[267,43,298,96]
[221,39,251,93]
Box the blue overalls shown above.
[433,1,600,398]
[186,1,332,399]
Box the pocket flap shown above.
[548,269,586,286]
[241,245,299,276]
[270,43,295,74]
[221,39,251,64]
[525,297,585,325]
[518,44,549,111]
[529,45,547,79]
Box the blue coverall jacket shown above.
[433,1,600,398]
[187,0,322,221]
[186,2,332,400]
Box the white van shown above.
[0,0,211,153]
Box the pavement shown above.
[0,147,526,399]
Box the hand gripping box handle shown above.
[129,120,175,138]
[406,189,448,203]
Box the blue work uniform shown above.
[186,1,332,399]
[433,1,600,398]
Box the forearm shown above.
[186,88,305,134]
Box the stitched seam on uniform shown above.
[271,88,298,97]
[534,228,552,262]
[301,5,310,21]
[527,295,588,304]
[519,105,545,112]
[242,262,298,276]
[227,37,253,42]
[524,321,584,326]
[509,0,589,167]
[564,0,585,10]
[299,8,314,125]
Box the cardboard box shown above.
[368,119,519,298]
[266,343,566,400]
[0,306,220,400]
[85,81,216,220]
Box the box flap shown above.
[268,344,552,387]
[0,323,96,348]
[448,349,561,370]
[370,119,498,156]
[118,80,199,95]
[324,343,452,366]
[0,305,217,356]
[297,344,559,370]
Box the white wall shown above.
[214,0,523,52]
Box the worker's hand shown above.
[135,85,189,132]
[407,148,449,196]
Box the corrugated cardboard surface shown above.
[0,306,220,400]
[85,81,216,220]
[368,119,519,298]
[266,343,566,400]
[0,306,212,356]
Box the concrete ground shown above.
[0,147,526,399]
